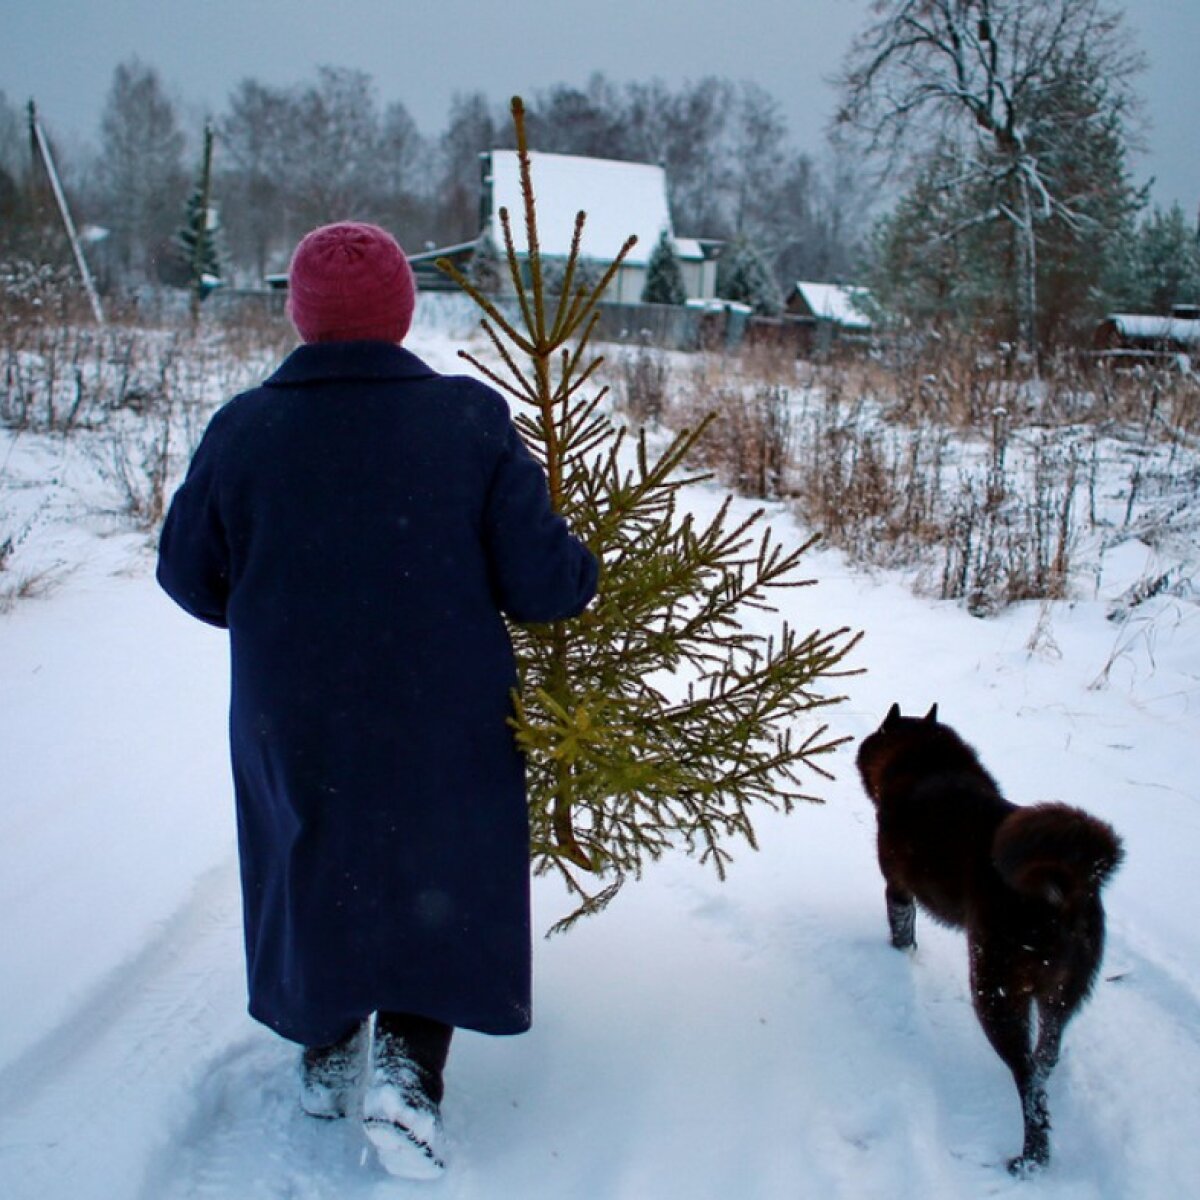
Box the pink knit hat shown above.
[286,222,416,344]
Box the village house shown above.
[410,150,720,304]
[786,281,874,333]
[779,280,875,354]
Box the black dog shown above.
[856,704,1124,1174]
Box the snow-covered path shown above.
[2,430,1199,1196]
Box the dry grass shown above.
[628,337,1199,615]
[1,296,289,552]
[4,286,1196,620]
[0,564,63,614]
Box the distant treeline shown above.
[0,64,864,293]
[3,27,1198,350]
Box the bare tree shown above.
[220,68,396,275]
[371,99,437,248]
[0,91,28,254]
[437,92,497,243]
[659,78,738,237]
[729,82,789,238]
[837,0,1143,356]
[0,90,23,182]
[219,78,293,280]
[521,74,629,160]
[289,66,381,229]
[96,58,187,282]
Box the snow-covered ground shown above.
[1,321,1198,1199]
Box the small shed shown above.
[1093,305,1200,366]
[786,281,874,332]
[406,240,477,293]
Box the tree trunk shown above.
[1014,168,1039,361]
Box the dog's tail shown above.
[993,803,1124,905]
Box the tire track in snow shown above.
[671,819,1200,1199]
[142,1035,427,1200]
[3,813,1198,1197]
[1049,927,1200,1196]
[0,858,247,1200]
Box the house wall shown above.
[680,259,717,302]
[483,255,715,306]
[606,265,648,305]
[602,258,716,303]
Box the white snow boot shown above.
[298,1019,369,1120]
[362,1023,447,1180]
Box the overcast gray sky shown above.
[3,0,1197,211]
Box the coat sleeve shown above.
[156,416,231,629]
[482,418,598,624]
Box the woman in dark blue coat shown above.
[157,222,597,1178]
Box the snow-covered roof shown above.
[673,237,705,261]
[486,150,700,267]
[791,281,873,329]
[406,239,478,264]
[1104,313,1200,347]
[685,298,752,314]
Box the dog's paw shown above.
[1006,1152,1048,1178]
[886,898,917,949]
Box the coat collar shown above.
[264,342,439,388]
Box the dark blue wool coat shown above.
[157,341,597,1046]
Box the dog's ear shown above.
[884,702,902,728]
[924,703,939,724]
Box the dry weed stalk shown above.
[650,335,1197,614]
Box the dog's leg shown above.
[1010,1071,1051,1176]
[1031,999,1065,1082]
[969,944,1048,1174]
[885,884,917,950]
[1006,1000,1067,1174]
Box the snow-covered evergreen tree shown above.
[467,230,503,294]
[718,237,781,316]
[642,229,686,305]
[439,98,858,930]
[175,186,222,290]
[541,254,604,300]
[1124,204,1200,313]
[175,123,221,300]
[862,140,1028,335]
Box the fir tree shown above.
[1124,204,1200,313]
[542,254,604,300]
[1023,53,1144,345]
[175,123,221,301]
[642,228,687,305]
[862,144,993,332]
[717,237,782,316]
[439,98,859,931]
[176,186,221,285]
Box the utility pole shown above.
[27,100,104,325]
